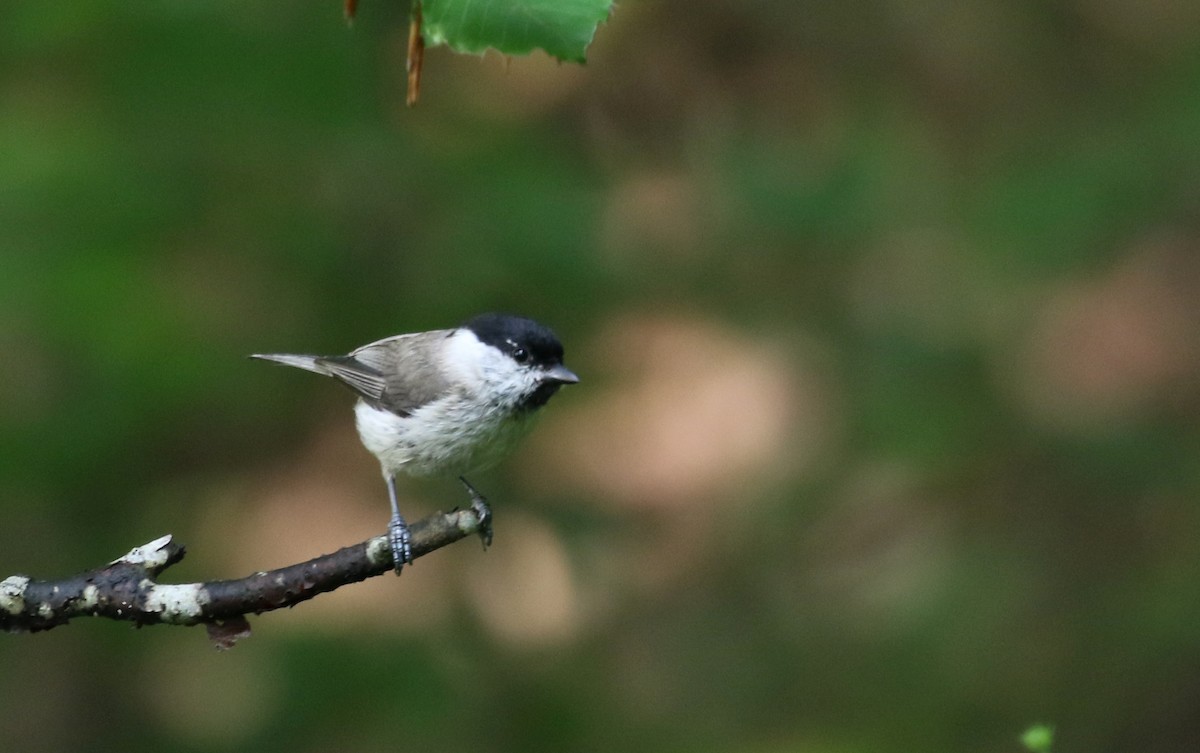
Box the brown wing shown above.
[343,328,457,416]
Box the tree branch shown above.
[0,507,485,645]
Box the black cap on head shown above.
[462,312,566,367]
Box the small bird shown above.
[252,313,579,573]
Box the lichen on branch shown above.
[0,508,486,647]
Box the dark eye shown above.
[512,346,530,363]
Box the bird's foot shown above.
[388,513,413,574]
[458,476,494,549]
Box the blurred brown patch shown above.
[464,511,580,646]
[528,312,827,508]
[1010,236,1200,430]
[599,171,707,263]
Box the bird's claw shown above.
[459,477,494,549]
[388,514,413,574]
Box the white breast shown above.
[354,396,539,478]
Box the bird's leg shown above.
[386,474,413,574]
[458,476,493,549]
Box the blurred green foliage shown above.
[3,1,1200,753]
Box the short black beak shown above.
[543,364,580,385]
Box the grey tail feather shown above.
[249,353,332,376]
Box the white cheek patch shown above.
[442,330,491,387]
[443,330,534,402]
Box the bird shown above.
[252,312,579,573]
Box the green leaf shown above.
[422,0,612,62]
[1020,724,1055,753]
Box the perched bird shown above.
[252,313,579,572]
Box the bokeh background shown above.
[4,1,1200,751]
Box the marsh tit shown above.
[252,313,579,573]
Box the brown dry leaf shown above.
[206,616,252,651]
